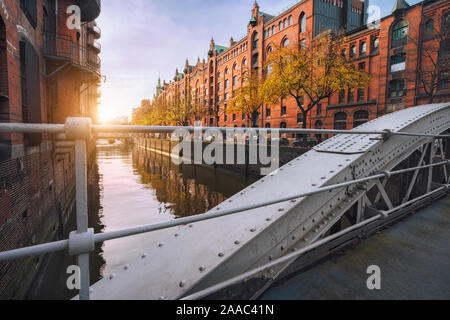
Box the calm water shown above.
[28,140,255,300]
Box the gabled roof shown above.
[259,11,274,24]
[392,0,410,13]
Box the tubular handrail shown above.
[0,122,449,138]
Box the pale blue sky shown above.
[96,0,421,121]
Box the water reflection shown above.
[29,140,254,299]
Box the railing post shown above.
[65,118,94,300]
[75,139,90,300]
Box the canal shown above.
[27,140,255,300]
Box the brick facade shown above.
[154,0,449,141]
[0,0,101,298]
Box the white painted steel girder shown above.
[86,103,450,300]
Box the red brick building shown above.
[0,0,101,298]
[156,0,449,141]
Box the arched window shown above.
[284,19,287,29]
[360,41,367,55]
[425,19,434,32]
[372,37,379,50]
[350,45,356,58]
[297,113,303,123]
[252,32,259,50]
[353,110,369,128]
[444,12,450,29]
[315,120,323,129]
[299,12,306,33]
[267,46,273,53]
[289,16,293,25]
[334,112,347,130]
[225,67,229,75]
[392,20,408,46]
[282,38,290,47]
[242,58,247,67]
[272,26,275,35]
[279,21,283,31]
[233,63,237,71]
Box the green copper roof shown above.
[214,45,228,54]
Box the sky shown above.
[96,0,421,122]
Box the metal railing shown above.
[42,32,101,75]
[0,118,449,300]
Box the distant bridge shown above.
[0,103,449,300]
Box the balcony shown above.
[76,0,101,22]
[89,25,101,39]
[42,32,101,76]
[89,40,101,53]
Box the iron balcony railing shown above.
[42,32,101,75]
[0,119,449,300]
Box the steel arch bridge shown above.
[84,103,450,300]
[0,103,449,300]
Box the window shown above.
[225,79,229,89]
[233,63,237,71]
[217,82,222,91]
[438,70,449,91]
[252,33,259,50]
[390,53,406,72]
[289,16,293,25]
[357,88,365,101]
[232,114,236,121]
[266,108,271,117]
[265,123,271,128]
[279,21,283,31]
[280,122,287,128]
[350,45,356,58]
[282,38,290,47]
[373,37,379,50]
[300,39,306,49]
[281,106,287,116]
[233,76,238,86]
[389,79,406,98]
[360,41,367,55]
[425,19,434,32]
[297,113,303,123]
[224,114,228,122]
[224,93,229,101]
[299,12,306,33]
[392,20,408,47]
[242,58,247,67]
[316,104,322,116]
[354,110,369,127]
[339,90,346,104]
[19,38,41,146]
[348,88,355,102]
[272,26,275,35]
[334,112,347,130]
[284,19,287,29]
[242,114,245,120]
[225,68,229,75]
[20,0,37,28]
[358,62,366,71]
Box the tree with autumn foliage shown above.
[229,69,265,127]
[262,32,370,128]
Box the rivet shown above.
[269,269,275,274]
[269,255,273,261]
[175,233,179,237]
[304,238,309,242]
[179,281,186,288]
[266,218,271,221]
[234,240,240,245]
[141,253,147,258]
[250,228,256,232]
[199,266,206,272]
[218,252,225,257]
[291,200,297,203]
[124,264,130,270]
[278,208,285,212]
[109,273,115,280]
[158,243,164,247]
[189,225,193,228]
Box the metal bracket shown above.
[382,129,393,141]
[69,228,95,256]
